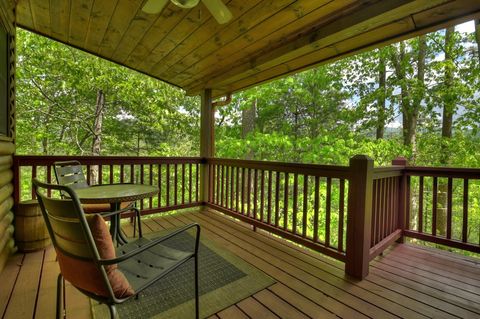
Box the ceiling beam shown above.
[186,0,450,95]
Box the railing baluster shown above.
[236,167,240,212]
[230,166,234,210]
[393,177,398,230]
[313,176,320,242]
[275,171,280,227]
[267,170,272,225]
[149,164,153,208]
[325,177,331,247]
[462,179,468,243]
[446,177,453,239]
[379,178,385,241]
[166,164,170,206]
[253,169,258,220]
[375,179,381,244]
[418,176,423,232]
[283,172,289,230]
[109,165,114,184]
[182,163,185,205]
[225,165,230,209]
[385,178,390,240]
[383,177,392,238]
[247,168,251,217]
[196,163,199,202]
[216,164,220,205]
[432,177,438,236]
[31,165,37,199]
[158,164,162,207]
[174,164,178,206]
[189,163,192,203]
[86,164,91,185]
[241,167,246,215]
[130,164,134,183]
[98,164,103,185]
[140,164,145,210]
[120,164,124,183]
[218,165,225,206]
[210,164,215,203]
[372,180,378,247]
[292,173,298,234]
[338,179,345,252]
[46,165,52,197]
[406,175,411,232]
[302,175,308,238]
[385,177,390,235]
[260,170,265,223]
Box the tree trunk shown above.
[92,90,105,156]
[376,54,386,139]
[391,42,415,148]
[475,20,480,64]
[242,98,256,206]
[441,27,455,162]
[437,27,456,237]
[242,98,256,160]
[90,90,105,184]
[41,104,54,155]
[409,35,426,160]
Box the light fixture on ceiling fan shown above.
[142,0,233,24]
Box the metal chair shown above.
[53,160,143,238]
[33,178,200,319]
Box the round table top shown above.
[74,184,158,204]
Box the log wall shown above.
[0,0,16,274]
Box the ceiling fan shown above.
[142,0,233,24]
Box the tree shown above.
[16,29,200,157]
[376,54,387,139]
[389,35,427,158]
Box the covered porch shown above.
[0,0,480,318]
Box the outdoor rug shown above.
[91,229,275,319]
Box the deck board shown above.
[3,250,44,319]
[2,209,480,319]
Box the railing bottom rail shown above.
[404,230,480,254]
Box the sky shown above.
[456,20,475,33]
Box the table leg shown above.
[110,202,128,245]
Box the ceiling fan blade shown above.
[202,0,233,24]
[142,0,169,14]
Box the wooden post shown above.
[392,156,408,243]
[200,89,214,206]
[345,155,373,279]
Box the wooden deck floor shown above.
[1,209,480,319]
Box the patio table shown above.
[74,184,158,244]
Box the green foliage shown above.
[16,29,200,156]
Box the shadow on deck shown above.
[1,209,479,319]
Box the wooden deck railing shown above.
[403,166,480,254]
[12,156,203,216]
[11,154,480,278]
[369,164,405,261]
[205,158,350,262]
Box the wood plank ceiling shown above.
[15,0,480,98]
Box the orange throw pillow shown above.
[56,214,134,298]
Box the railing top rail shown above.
[207,157,350,178]
[13,155,203,166]
[372,166,404,179]
[404,166,480,179]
